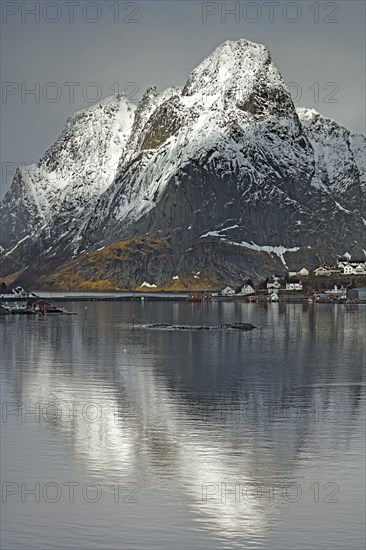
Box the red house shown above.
[31,299,53,313]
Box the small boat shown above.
[188,292,212,302]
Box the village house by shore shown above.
[219,255,366,303]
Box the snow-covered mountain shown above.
[1,39,365,289]
[0,94,135,249]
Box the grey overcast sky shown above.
[1,0,365,197]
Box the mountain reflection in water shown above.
[1,301,365,550]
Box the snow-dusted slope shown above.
[297,108,366,208]
[1,39,365,286]
[350,133,366,193]
[0,94,136,250]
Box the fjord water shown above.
[1,301,365,550]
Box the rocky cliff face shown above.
[1,39,365,289]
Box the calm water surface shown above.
[1,301,365,549]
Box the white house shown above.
[266,279,281,294]
[342,263,366,275]
[13,286,28,297]
[285,280,303,291]
[289,267,309,277]
[239,284,255,295]
[337,258,366,275]
[222,286,235,296]
[314,266,332,276]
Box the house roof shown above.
[340,259,366,263]
[0,289,15,295]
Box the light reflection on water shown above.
[1,302,365,549]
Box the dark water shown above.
[1,301,365,550]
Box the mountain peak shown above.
[1,40,365,287]
[181,38,295,122]
[182,38,270,96]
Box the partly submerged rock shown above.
[145,322,256,331]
